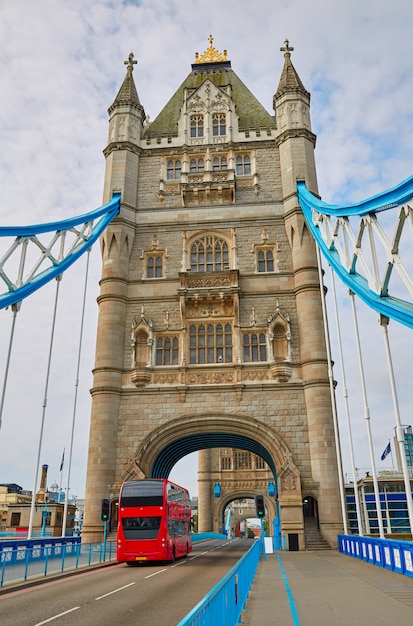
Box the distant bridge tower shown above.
[82,39,343,549]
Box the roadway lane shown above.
[1,538,253,626]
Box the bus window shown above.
[122,516,161,539]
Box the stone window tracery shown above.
[190,235,229,272]
[243,332,267,362]
[142,235,166,280]
[190,114,204,138]
[189,323,232,364]
[212,113,226,136]
[213,155,227,171]
[167,159,181,180]
[257,248,275,272]
[234,451,252,470]
[146,255,163,278]
[190,158,205,173]
[236,154,251,175]
[221,457,232,470]
[155,336,179,365]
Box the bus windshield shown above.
[122,516,161,539]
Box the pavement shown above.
[242,549,413,626]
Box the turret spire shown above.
[275,38,309,98]
[280,39,294,58]
[124,52,137,74]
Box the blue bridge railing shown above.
[0,537,116,587]
[338,534,413,578]
[177,539,261,626]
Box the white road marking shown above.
[34,607,80,625]
[95,581,136,600]
[144,568,167,579]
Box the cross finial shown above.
[280,39,294,58]
[208,34,214,48]
[124,52,137,73]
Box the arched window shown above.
[156,336,179,365]
[190,115,204,138]
[243,333,267,362]
[190,158,204,173]
[212,113,226,136]
[236,154,251,175]
[189,323,232,364]
[257,249,274,273]
[167,159,181,180]
[190,235,229,272]
[213,156,227,171]
[147,255,163,278]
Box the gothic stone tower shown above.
[83,38,343,549]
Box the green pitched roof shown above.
[144,63,276,139]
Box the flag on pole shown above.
[381,442,391,461]
[60,449,65,472]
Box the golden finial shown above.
[194,35,227,64]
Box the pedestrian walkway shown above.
[242,549,413,626]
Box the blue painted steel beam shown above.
[0,194,120,309]
[297,181,413,329]
[297,175,413,217]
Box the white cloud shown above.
[1,0,412,500]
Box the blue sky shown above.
[0,0,412,499]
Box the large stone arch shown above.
[215,490,278,535]
[121,413,303,541]
[124,413,295,479]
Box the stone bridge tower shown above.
[82,38,343,549]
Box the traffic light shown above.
[255,495,265,518]
[100,498,110,522]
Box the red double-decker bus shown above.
[116,478,192,564]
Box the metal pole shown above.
[62,249,91,536]
[329,267,364,535]
[0,302,20,431]
[103,520,107,562]
[28,277,61,539]
[260,518,266,561]
[315,247,348,534]
[380,315,413,534]
[349,292,384,538]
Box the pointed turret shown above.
[274,39,309,99]
[273,39,317,199]
[103,52,145,205]
[109,52,143,113]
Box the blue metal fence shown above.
[177,539,261,626]
[0,537,116,587]
[338,534,413,578]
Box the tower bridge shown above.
[1,38,413,552]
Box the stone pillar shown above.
[197,449,212,532]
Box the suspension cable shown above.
[349,291,385,539]
[315,246,348,534]
[28,276,62,539]
[329,267,364,535]
[0,302,21,431]
[62,248,91,536]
